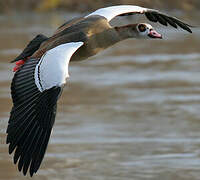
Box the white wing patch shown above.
[35,42,83,92]
[85,5,147,22]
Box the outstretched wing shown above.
[6,42,83,176]
[86,5,193,33]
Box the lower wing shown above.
[7,42,83,176]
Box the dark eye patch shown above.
[138,24,146,32]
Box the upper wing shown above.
[6,42,83,176]
[85,5,193,33]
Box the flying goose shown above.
[7,5,193,176]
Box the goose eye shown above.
[138,24,146,32]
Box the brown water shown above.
[0,12,200,180]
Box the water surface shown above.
[0,12,200,180]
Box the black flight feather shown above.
[6,58,62,176]
[117,9,193,33]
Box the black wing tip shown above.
[30,171,34,177]
[187,24,200,33]
[145,10,193,33]
[188,28,193,33]
[7,127,51,177]
[8,146,13,154]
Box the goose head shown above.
[115,23,162,40]
[136,23,162,39]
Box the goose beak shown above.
[148,29,162,39]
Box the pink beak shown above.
[148,29,162,39]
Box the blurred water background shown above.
[0,1,200,179]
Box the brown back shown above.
[32,16,112,59]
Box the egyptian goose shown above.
[7,5,193,176]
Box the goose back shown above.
[32,16,117,61]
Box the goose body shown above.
[7,5,193,176]
[33,16,120,61]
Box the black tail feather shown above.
[11,34,48,63]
